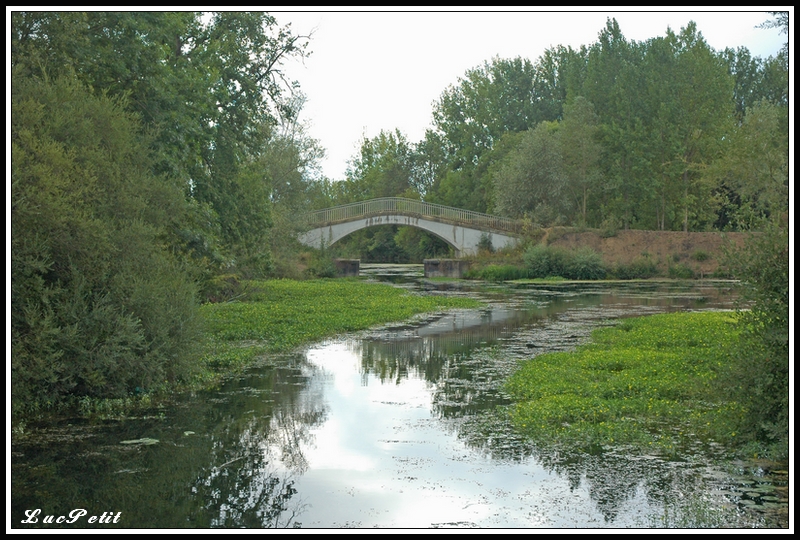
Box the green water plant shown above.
[199,279,480,376]
[505,311,746,455]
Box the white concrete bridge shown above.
[299,197,522,257]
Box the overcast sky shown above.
[271,8,789,181]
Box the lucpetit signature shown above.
[21,509,122,525]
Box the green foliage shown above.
[345,129,417,198]
[690,249,710,262]
[523,244,605,280]
[11,11,316,279]
[705,100,788,230]
[465,265,528,282]
[724,221,789,449]
[558,96,603,226]
[304,252,337,278]
[599,217,619,238]
[11,74,203,415]
[492,120,567,222]
[523,244,563,279]
[199,279,480,373]
[393,226,453,262]
[505,312,746,454]
[613,257,659,280]
[567,247,607,280]
[668,263,695,279]
[477,232,495,254]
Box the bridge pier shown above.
[424,259,470,278]
[334,259,360,277]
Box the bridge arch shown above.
[298,198,521,257]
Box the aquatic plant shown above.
[505,312,746,454]
[199,279,480,375]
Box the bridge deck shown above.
[304,197,521,235]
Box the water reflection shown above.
[12,276,783,529]
[12,355,324,528]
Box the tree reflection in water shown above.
[195,357,329,527]
[14,281,767,528]
[12,354,328,528]
[345,282,761,527]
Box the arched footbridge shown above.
[299,197,522,257]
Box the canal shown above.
[10,265,788,529]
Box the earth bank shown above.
[492,228,751,278]
[547,229,748,276]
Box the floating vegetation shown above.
[505,311,745,454]
[199,279,480,376]
[119,438,159,446]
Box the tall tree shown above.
[559,97,602,226]
[428,56,543,211]
[581,18,652,229]
[11,11,311,273]
[492,121,568,224]
[11,74,203,411]
[345,129,417,200]
[706,100,789,230]
[720,46,766,122]
[655,23,734,231]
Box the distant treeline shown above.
[311,16,787,263]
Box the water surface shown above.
[11,268,788,529]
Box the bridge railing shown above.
[304,197,521,234]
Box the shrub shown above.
[523,244,568,278]
[523,244,552,278]
[599,217,619,238]
[668,263,695,279]
[477,232,495,254]
[613,257,659,279]
[305,254,337,278]
[691,250,710,262]
[524,244,605,280]
[478,264,528,281]
[11,74,204,415]
[547,247,571,277]
[724,222,789,451]
[566,247,606,280]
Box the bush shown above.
[523,244,569,278]
[725,221,789,451]
[305,254,337,278]
[470,264,528,282]
[11,75,203,415]
[523,244,552,278]
[523,245,605,280]
[565,247,606,280]
[477,232,495,254]
[668,263,695,279]
[613,257,659,279]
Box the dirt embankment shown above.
[544,228,750,277]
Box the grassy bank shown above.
[504,311,769,458]
[69,278,479,418]
[197,278,480,380]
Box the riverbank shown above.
[465,227,752,280]
[67,278,480,419]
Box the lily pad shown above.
[120,438,159,446]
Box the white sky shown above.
[272,8,791,181]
